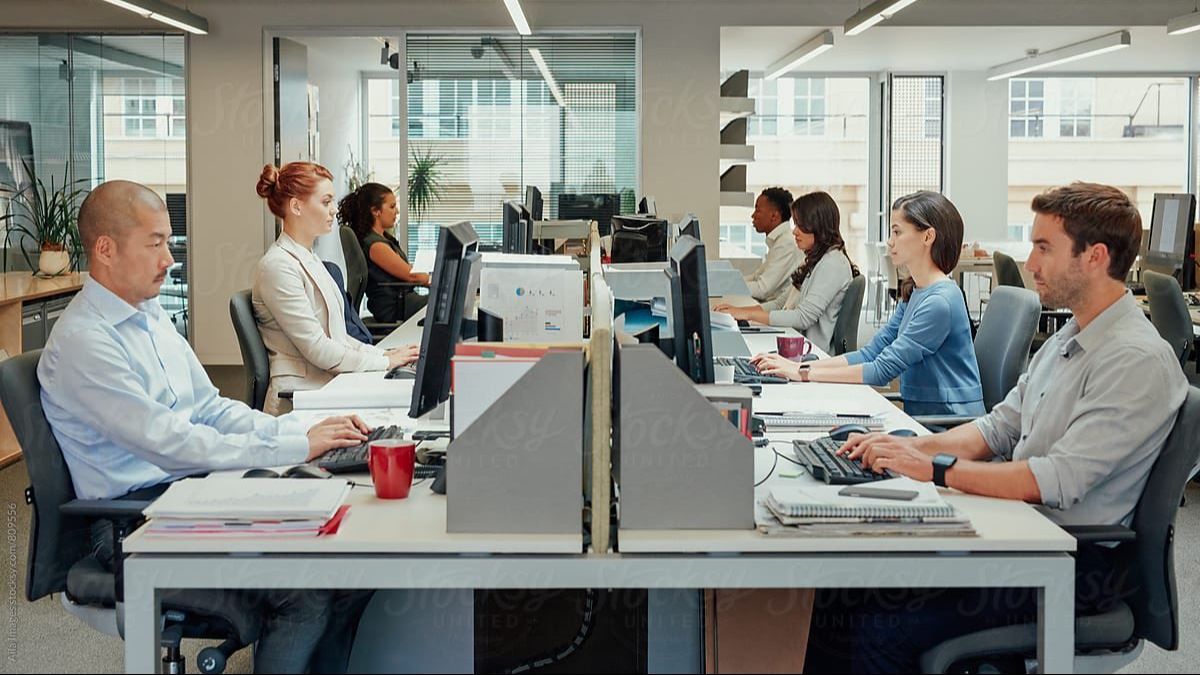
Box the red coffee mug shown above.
[776,335,813,361]
[368,440,416,499]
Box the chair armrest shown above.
[60,499,151,522]
[1062,524,1136,545]
[910,414,980,429]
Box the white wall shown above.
[6,0,1197,363]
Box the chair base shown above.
[61,594,121,638]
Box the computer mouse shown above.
[889,428,919,438]
[385,367,416,380]
[801,353,819,362]
[242,468,280,479]
[282,465,332,479]
[828,423,872,442]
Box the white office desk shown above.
[122,321,1076,673]
[376,305,426,350]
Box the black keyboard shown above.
[385,366,416,380]
[714,356,788,385]
[315,426,439,479]
[792,436,896,485]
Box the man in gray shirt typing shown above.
[805,182,1188,674]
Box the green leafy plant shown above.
[407,145,444,226]
[0,160,86,274]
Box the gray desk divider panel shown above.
[616,344,754,530]
[447,350,584,535]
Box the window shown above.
[364,33,637,256]
[122,77,158,138]
[889,75,944,207]
[750,77,778,136]
[1008,76,1190,242]
[725,77,871,264]
[1009,79,1045,138]
[793,78,826,136]
[169,96,185,138]
[1058,79,1093,138]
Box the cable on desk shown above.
[503,587,597,674]
[754,450,779,487]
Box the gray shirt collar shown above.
[1058,290,1140,358]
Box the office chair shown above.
[339,226,424,340]
[993,250,1065,351]
[0,350,256,674]
[1143,270,1194,369]
[921,385,1200,674]
[829,274,867,356]
[889,286,1041,430]
[228,290,270,412]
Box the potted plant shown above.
[407,144,444,229]
[0,162,86,277]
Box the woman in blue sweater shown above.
[754,191,984,416]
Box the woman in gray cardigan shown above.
[715,191,859,354]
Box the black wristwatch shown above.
[932,453,958,488]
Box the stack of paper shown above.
[292,371,415,410]
[757,478,975,537]
[142,477,352,538]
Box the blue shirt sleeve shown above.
[859,294,954,387]
[845,301,906,366]
[50,328,310,475]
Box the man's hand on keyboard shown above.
[841,434,931,480]
[306,415,370,461]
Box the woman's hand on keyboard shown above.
[305,415,370,461]
[386,344,421,369]
[752,353,802,380]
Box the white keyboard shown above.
[758,413,886,430]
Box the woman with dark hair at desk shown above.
[754,191,984,417]
[715,191,858,354]
[338,182,429,323]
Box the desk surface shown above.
[124,471,582,555]
[0,271,87,304]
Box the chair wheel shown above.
[196,647,227,674]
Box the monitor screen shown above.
[1144,193,1198,290]
[502,200,532,254]
[668,234,714,384]
[610,215,669,263]
[558,193,620,236]
[524,185,544,221]
[409,222,480,418]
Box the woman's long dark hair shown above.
[789,191,860,290]
[891,191,964,302]
[336,182,394,241]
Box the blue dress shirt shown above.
[39,278,311,500]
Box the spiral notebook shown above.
[766,478,958,522]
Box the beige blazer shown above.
[253,233,389,415]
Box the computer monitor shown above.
[668,234,714,384]
[1144,193,1198,291]
[610,215,669,263]
[676,215,700,242]
[409,222,481,418]
[558,193,620,236]
[637,195,656,216]
[502,200,532,254]
[524,186,544,221]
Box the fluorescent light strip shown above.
[1167,10,1200,36]
[99,0,208,35]
[764,30,835,80]
[528,48,566,107]
[986,30,1130,81]
[503,0,532,36]
[844,0,921,37]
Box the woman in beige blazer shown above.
[253,162,418,414]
